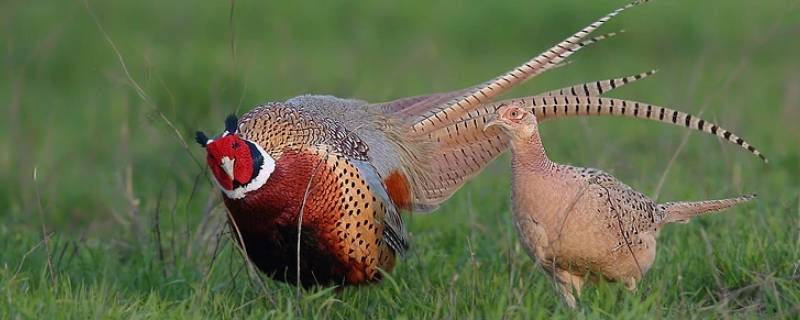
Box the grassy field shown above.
[2,0,799,318]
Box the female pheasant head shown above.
[196,114,275,199]
[483,103,538,140]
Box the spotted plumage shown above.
[239,103,370,161]
[195,1,765,286]
[485,104,756,308]
[217,141,406,285]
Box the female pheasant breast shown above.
[223,102,408,286]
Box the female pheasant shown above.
[195,0,766,286]
[484,103,756,308]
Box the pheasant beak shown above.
[483,115,501,132]
[221,156,235,181]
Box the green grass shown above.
[2,0,799,318]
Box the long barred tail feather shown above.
[379,31,626,124]
[538,30,626,72]
[409,0,650,135]
[538,69,658,97]
[442,95,767,162]
[526,95,768,162]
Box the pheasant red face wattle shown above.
[205,135,255,190]
[196,115,274,199]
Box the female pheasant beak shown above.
[483,115,502,131]
[483,105,511,131]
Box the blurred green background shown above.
[1,0,798,318]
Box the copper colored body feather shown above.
[222,148,398,285]
[228,100,408,285]
[197,1,765,286]
[485,104,756,308]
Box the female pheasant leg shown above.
[553,268,585,309]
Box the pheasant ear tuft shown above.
[225,114,239,134]
[195,131,209,147]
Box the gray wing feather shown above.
[353,160,410,255]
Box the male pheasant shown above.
[195,1,765,286]
[484,103,756,308]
